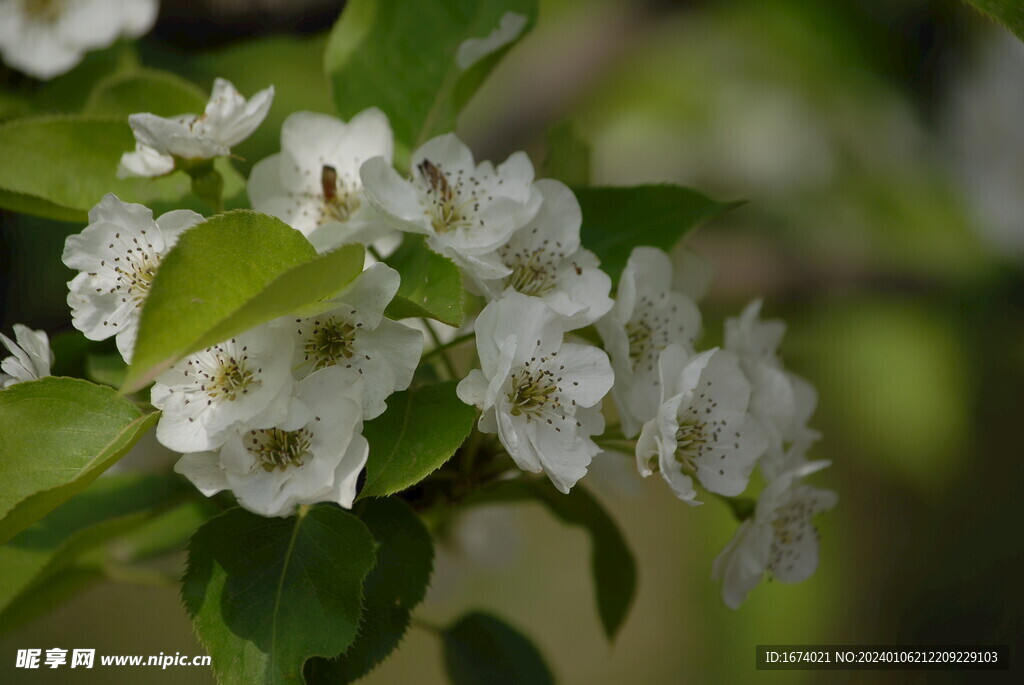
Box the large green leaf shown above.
[574,185,738,285]
[443,612,555,685]
[83,68,208,117]
[0,474,190,627]
[182,505,376,685]
[326,0,539,157]
[305,498,434,684]
[964,1,1024,42]
[122,212,363,392]
[465,480,636,641]
[0,377,158,544]
[359,382,476,499]
[383,235,464,327]
[0,116,241,221]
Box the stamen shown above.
[246,427,313,472]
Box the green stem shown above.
[103,563,176,588]
[421,331,474,362]
[423,319,458,380]
[410,616,443,635]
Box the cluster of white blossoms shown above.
[2,68,834,606]
[0,0,159,80]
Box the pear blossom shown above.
[118,78,274,178]
[475,179,613,327]
[457,294,613,493]
[150,326,295,454]
[596,246,702,438]
[0,0,158,80]
[248,109,397,253]
[712,461,837,608]
[635,345,767,504]
[0,324,53,387]
[62,194,203,363]
[174,367,369,517]
[276,263,423,419]
[724,299,818,476]
[360,133,541,281]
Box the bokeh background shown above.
[2,0,1023,682]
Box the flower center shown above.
[246,427,313,472]
[208,354,255,401]
[417,159,479,234]
[626,319,656,369]
[502,246,558,297]
[507,354,562,420]
[303,317,358,369]
[22,0,64,22]
[674,418,710,470]
[320,165,360,223]
[117,252,160,306]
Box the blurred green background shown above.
[1,0,1022,682]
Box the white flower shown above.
[118,77,274,178]
[150,326,295,454]
[635,345,767,504]
[475,179,613,327]
[62,193,204,363]
[275,262,423,419]
[175,367,369,517]
[724,299,817,477]
[596,246,702,438]
[455,11,528,70]
[360,133,541,281]
[0,324,53,387]
[248,109,396,253]
[712,460,837,609]
[0,0,157,80]
[457,294,613,493]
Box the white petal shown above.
[712,519,773,609]
[117,144,175,178]
[551,343,613,408]
[360,156,432,235]
[174,451,229,497]
[455,11,528,70]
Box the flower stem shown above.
[423,319,458,380]
[420,331,474,362]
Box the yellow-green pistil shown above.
[303,317,358,369]
[208,359,255,401]
[23,0,64,22]
[247,427,313,472]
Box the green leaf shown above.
[182,505,377,685]
[305,498,434,684]
[83,68,208,118]
[383,235,464,327]
[0,377,159,544]
[122,212,363,392]
[963,0,1024,42]
[0,564,103,635]
[465,480,636,641]
[116,498,220,561]
[326,0,539,157]
[544,122,591,186]
[0,116,244,221]
[443,612,555,685]
[359,382,476,499]
[0,473,190,628]
[574,184,738,285]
